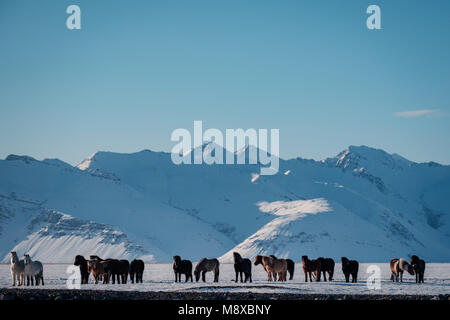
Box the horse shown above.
[317,257,335,281]
[341,257,359,283]
[270,255,294,280]
[129,259,145,283]
[10,251,25,286]
[89,255,105,281]
[87,259,105,284]
[410,255,425,283]
[173,256,193,282]
[102,259,121,284]
[233,252,252,283]
[194,258,220,282]
[74,255,90,284]
[254,255,287,282]
[390,258,414,282]
[24,254,44,286]
[118,259,130,284]
[301,256,321,282]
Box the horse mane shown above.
[233,252,243,263]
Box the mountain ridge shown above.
[1,145,449,262]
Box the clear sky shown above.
[1,0,449,165]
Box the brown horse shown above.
[254,255,287,282]
[410,255,425,283]
[390,258,414,282]
[87,259,105,284]
[301,256,321,282]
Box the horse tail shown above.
[288,260,294,280]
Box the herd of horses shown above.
[74,255,145,284]
[171,253,426,284]
[9,251,427,286]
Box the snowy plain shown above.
[1,263,449,295]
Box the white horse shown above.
[24,254,44,286]
[10,251,25,286]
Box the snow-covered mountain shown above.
[1,146,449,262]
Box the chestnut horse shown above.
[390,258,414,282]
[301,256,321,282]
[410,255,425,283]
[254,255,287,282]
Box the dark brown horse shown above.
[74,255,90,284]
[341,257,359,283]
[233,252,252,283]
[410,255,425,283]
[87,259,105,284]
[301,256,321,282]
[270,255,295,280]
[129,259,145,283]
[317,257,335,281]
[173,255,193,282]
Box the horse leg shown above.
[240,272,243,283]
[202,271,206,282]
[323,271,327,282]
[400,271,403,282]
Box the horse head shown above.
[10,251,19,264]
[233,252,242,263]
[24,254,31,265]
[301,255,309,263]
[74,255,85,265]
[173,255,181,266]
[254,255,263,266]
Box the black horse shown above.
[74,255,90,284]
[270,255,295,280]
[129,259,145,283]
[317,257,335,281]
[173,256,193,282]
[233,252,252,283]
[341,257,359,283]
[118,259,130,284]
[102,259,121,284]
[410,255,425,283]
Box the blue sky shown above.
[1,0,449,165]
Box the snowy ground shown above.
[1,263,449,295]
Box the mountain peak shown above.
[5,154,37,163]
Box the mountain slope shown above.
[1,146,449,262]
